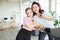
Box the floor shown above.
[0,27,60,40]
[31,35,38,40]
[0,27,38,40]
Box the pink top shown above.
[23,17,36,31]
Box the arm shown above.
[41,14,54,21]
[23,17,44,30]
[34,23,45,30]
[34,9,54,21]
[32,18,45,30]
[23,17,39,29]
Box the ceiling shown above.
[0,0,38,2]
[0,0,28,1]
[0,0,18,1]
[0,0,39,3]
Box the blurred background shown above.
[0,0,60,40]
[0,0,60,28]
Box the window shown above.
[39,0,49,11]
[56,0,60,16]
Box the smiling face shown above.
[26,9,33,17]
[32,4,40,14]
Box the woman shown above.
[31,2,54,40]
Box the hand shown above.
[34,24,44,30]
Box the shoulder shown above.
[23,16,28,19]
[23,16,29,20]
[43,10,51,16]
[33,15,37,18]
[33,15,39,20]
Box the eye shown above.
[27,13,29,15]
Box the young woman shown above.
[16,7,44,40]
[31,2,54,40]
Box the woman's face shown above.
[32,4,39,13]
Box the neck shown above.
[28,16,32,18]
[36,13,39,15]
[36,13,41,17]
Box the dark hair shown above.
[31,2,44,16]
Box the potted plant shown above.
[49,11,59,27]
[53,19,58,27]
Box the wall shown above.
[0,1,19,20]
[0,1,21,40]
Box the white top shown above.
[33,11,54,28]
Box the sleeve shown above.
[23,17,29,25]
[33,18,37,24]
[33,16,37,24]
[23,17,32,26]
